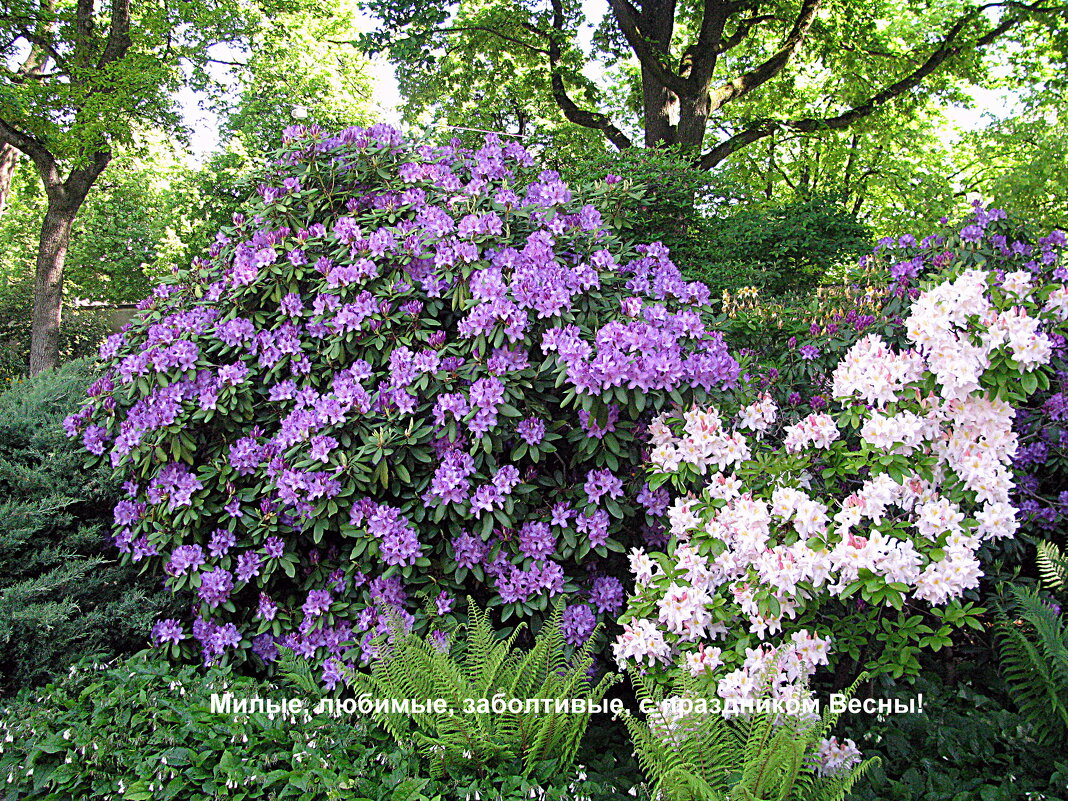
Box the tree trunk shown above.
[638,0,679,148]
[0,144,18,215]
[676,92,710,153]
[29,200,77,375]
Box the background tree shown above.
[0,0,330,375]
[356,0,1065,195]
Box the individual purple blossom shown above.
[550,503,574,528]
[198,567,234,608]
[584,469,624,505]
[518,521,556,560]
[516,417,546,446]
[265,536,285,559]
[561,604,597,646]
[590,576,625,614]
[452,532,488,569]
[304,589,333,618]
[236,551,262,582]
[799,344,819,360]
[152,618,184,645]
[167,544,205,576]
[492,464,521,494]
[576,509,610,547]
[435,591,454,616]
[208,528,236,557]
[257,593,278,622]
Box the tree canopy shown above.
[355,0,1065,171]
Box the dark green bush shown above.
[844,669,1068,801]
[557,149,871,301]
[0,361,180,694]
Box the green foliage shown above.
[216,0,376,156]
[0,361,180,693]
[846,670,1068,801]
[281,600,619,783]
[0,652,433,801]
[995,584,1068,746]
[560,149,872,301]
[0,279,110,379]
[621,669,875,801]
[685,194,873,300]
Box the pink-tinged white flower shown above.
[975,501,1019,539]
[792,498,829,538]
[815,737,863,777]
[684,644,724,676]
[611,618,672,667]
[783,413,841,452]
[832,334,924,407]
[771,486,808,520]
[737,394,777,434]
[668,497,703,540]
[1000,270,1034,299]
[628,547,659,585]
[649,443,682,472]
[705,471,742,500]
[1043,285,1068,319]
[915,497,965,540]
[657,583,712,640]
[789,630,831,668]
[861,410,925,453]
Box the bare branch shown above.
[707,0,822,111]
[0,118,61,191]
[98,0,132,67]
[715,14,778,54]
[548,0,633,150]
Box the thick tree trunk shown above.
[29,200,77,375]
[638,0,679,148]
[0,144,18,214]
[676,93,710,153]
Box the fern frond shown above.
[1037,540,1068,593]
[996,584,1068,744]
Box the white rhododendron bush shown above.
[615,260,1068,727]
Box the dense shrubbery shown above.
[557,150,872,300]
[0,362,181,694]
[63,125,739,678]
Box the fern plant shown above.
[1035,540,1068,600]
[620,668,875,801]
[280,599,619,781]
[996,582,1068,745]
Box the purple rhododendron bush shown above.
[62,124,740,678]
[613,206,1068,723]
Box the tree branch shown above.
[548,0,633,150]
[714,14,778,54]
[607,0,693,96]
[0,118,61,191]
[706,0,822,111]
[98,0,132,67]
[698,0,1056,169]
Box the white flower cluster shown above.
[617,266,1065,680]
[905,268,1053,399]
[649,408,750,473]
[815,736,863,777]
